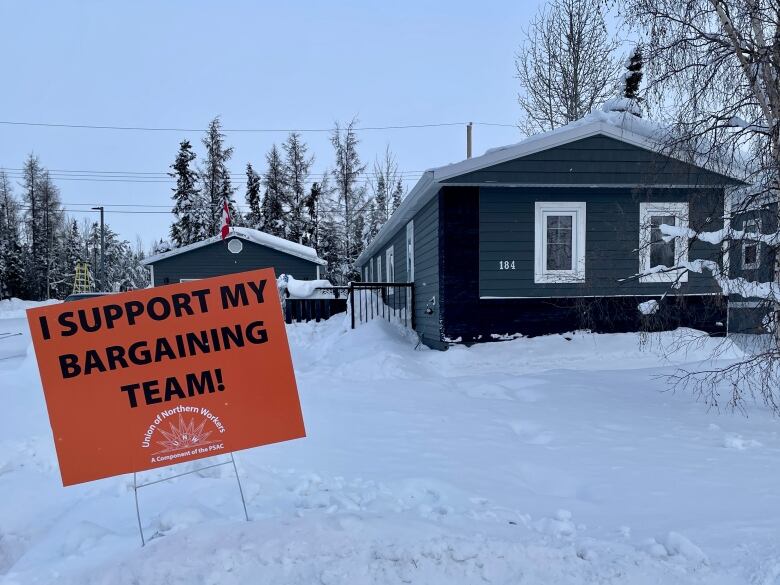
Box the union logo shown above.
[155,414,217,454]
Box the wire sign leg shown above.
[231,453,250,522]
[133,472,146,547]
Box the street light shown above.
[92,206,105,290]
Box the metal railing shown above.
[348,282,414,330]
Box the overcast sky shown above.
[0,1,545,246]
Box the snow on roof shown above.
[357,109,747,265]
[142,226,327,266]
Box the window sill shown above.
[534,272,586,284]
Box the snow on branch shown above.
[658,223,780,247]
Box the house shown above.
[143,227,327,286]
[726,189,777,335]
[357,110,746,349]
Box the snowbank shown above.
[278,274,335,299]
[0,308,775,584]
[0,297,59,319]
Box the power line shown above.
[0,120,513,133]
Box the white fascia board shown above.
[431,121,743,184]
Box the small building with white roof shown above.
[142,227,327,286]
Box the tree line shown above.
[166,117,404,284]
[0,157,149,301]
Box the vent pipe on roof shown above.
[466,122,473,159]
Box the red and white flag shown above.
[220,199,231,240]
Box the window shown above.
[742,218,761,270]
[385,246,395,294]
[227,238,243,254]
[406,221,415,282]
[639,202,689,283]
[534,202,586,283]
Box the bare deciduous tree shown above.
[621,0,780,412]
[515,0,620,134]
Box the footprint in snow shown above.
[509,421,554,445]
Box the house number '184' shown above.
[498,260,516,270]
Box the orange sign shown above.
[26,268,305,486]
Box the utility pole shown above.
[92,206,105,290]
[466,122,473,159]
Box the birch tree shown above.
[516,0,620,134]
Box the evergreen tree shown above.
[169,140,204,246]
[391,177,404,212]
[21,156,63,299]
[39,172,65,298]
[261,144,287,237]
[0,170,23,298]
[200,117,238,235]
[282,132,314,243]
[330,119,367,282]
[624,46,643,102]
[21,154,45,298]
[315,176,341,282]
[50,219,83,298]
[366,146,403,244]
[303,180,323,248]
[244,162,262,229]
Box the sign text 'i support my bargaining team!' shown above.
[26,268,306,486]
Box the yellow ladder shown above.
[72,261,94,294]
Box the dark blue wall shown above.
[440,186,726,341]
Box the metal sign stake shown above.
[132,453,249,547]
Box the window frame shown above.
[385,245,395,294]
[741,217,761,271]
[638,202,689,283]
[534,201,587,284]
[406,221,415,282]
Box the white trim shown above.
[741,218,761,270]
[639,202,689,283]
[369,257,374,282]
[317,265,321,280]
[357,116,744,266]
[432,118,743,183]
[376,255,382,284]
[480,293,722,300]
[534,202,586,284]
[441,182,731,189]
[385,245,395,293]
[406,221,415,282]
[179,278,201,282]
[149,264,155,286]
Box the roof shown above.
[357,110,748,265]
[143,227,327,266]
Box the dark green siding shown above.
[411,196,441,347]
[359,196,441,348]
[727,202,778,334]
[443,135,741,187]
[441,186,726,342]
[150,236,319,286]
[479,187,724,298]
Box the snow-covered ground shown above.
[2,301,780,584]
